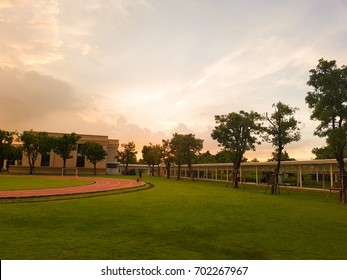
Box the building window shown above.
[76,144,85,167]
[106,163,118,168]
[41,154,50,167]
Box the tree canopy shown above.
[53,133,81,169]
[170,133,203,180]
[0,129,16,170]
[81,141,107,175]
[264,102,301,193]
[306,58,347,203]
[116,141,137,174]
[211,110,263,188]
[161,139,175,179]
[197,151,217,164]
[267,150,295,162]
[142,143,162,176]
[20,130,53,174]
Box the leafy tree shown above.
[264,102,301,194]
[311,145,347,159]
[161,139,175,179]
[306,58,347,203]
[312,146,335,159]
[215,149,248,163]
[170,133,203,180]
[7,145,23,168]
[215,149,232,163]
[142,143,162,176]
[20,130,53,174]
[197,150,217,164]
[0,130,16,170]
[81,141,107,175]
[211,111,263,188]
[53,133,81,169]
[267,150,295,162]
[116,141,137,174]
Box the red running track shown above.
[0,177,145,198]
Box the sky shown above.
[1,0,347,161]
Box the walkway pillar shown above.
[316,170,319,183]
[330,164,334,187]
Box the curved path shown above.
[0,177,145,198]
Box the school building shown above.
[10,132,119,175]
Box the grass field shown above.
[0,175,93,190]
[0,175,346,260]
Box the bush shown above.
[122,169,137,175]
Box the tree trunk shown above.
[233,170,239,188]
[335,142,346,203]
[336,157,346,204]
[125,162,129,174]
[233,162,241,188]
[177,164,181,180]
[272,147,283,194]
[93,164,97,176]
[157,164,161,177]
[165,162,171,179]
[29,158,34,175]
[233,155,243,188]
[29,164,34,175]
[272,161,281,194]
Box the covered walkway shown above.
[172,159,342,189]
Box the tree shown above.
[215,149,232,163]
[170,133,203,180]
[264,102,301,194]
[7,145,23,168]
[211,110,263,188]
[311,145,347,159]
[0,130,16,170]
[53,133,81,169]
[161,139,174,179]
[116,141,137,174]
[142,143,162,176]
[312,146,334,159]
[267,150,296,162]
[215,149,248,163]
[197,150,217,164]
[306,58,347,203]
[81,141,107,175]
[20,130,53,174]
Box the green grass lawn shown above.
[0,175,93,190]
[0,175,346,260]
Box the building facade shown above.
[10,132,119,175]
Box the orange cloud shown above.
[0,0,63,67]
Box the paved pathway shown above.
[0,177,144,198]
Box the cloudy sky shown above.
[1,0,347,161]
